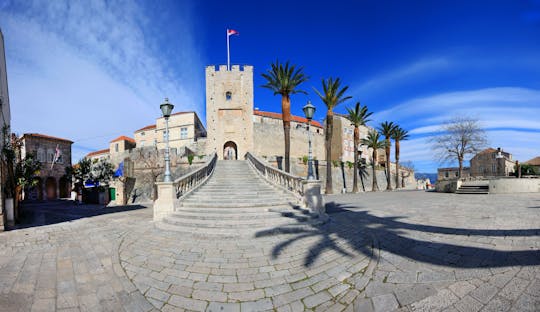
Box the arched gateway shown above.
[223,141,238,160]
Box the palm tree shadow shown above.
[255,202,540,268]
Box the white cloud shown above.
[353,58,451,94]
[0,0,203,162]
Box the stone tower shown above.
[205,65,254,160]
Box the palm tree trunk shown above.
[352,127,359,193]
[372,149,379,191]
[395,140,400,189]
[282,95,292,173]
[385,138,392,190]
[325,113,333,194]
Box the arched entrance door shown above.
[59,176,69,198]
[45,177,57,200]
[223,141,238,160]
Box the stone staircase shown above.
[157,160,323,237]
[456,181,489,194]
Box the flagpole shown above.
[226,29,230,71]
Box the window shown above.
[445,172,449,178]
[141,132,145,136]
[140,141,145,147]
[455,172,458,177]
[180,127,188,139]
[226,91,232,101]
[115,143,119,152]
[37,148,45,162]
[47,149,54,162]
[492,164,496,173]
[153,139,157,146]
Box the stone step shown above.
[185,195,294,201]
[155,221,321,238]
[164,213,313,227]
[178,201,294,208]
[169,209,313,221]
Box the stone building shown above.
[523,156,540,174]
[205,65,254,160]
[133,112,206,152]
[252,109,325,161]
[437,167,471,181]
[331,114,372,163]
[470,147,514,177]
[109,136,136,156]
[86,148,110,162]
[0,28,12,230]
[21,133,73,200]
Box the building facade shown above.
[205,65,254,160]
[21,133,73,200]
[134,112,206,151]
[470,147,514,177]
[331,114,373,163]
[437,167,471,181]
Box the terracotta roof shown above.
[23,133,73,144]
[86,149,109,157]
[170,111,194,117]
[110,136,135,143]
[524,156,540,166]
[477,148,498,154]
[135,124,156,132]
[254,110,323,128]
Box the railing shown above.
[245,152,304,200]
[175,153,217,199]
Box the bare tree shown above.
[431,116,488,178]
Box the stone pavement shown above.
[0,192,539,311]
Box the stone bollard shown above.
[153,182,176,221]
[302,180,329,221]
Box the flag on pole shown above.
[227,29,239,36]
[51,144,61,169]
[226,28,239,70]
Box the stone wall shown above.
[489,178,540,193]
[253,121,326,161]
[106,147,207,203]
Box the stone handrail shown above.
[175,153,217,199]
[245,152,304,201]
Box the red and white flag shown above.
[51,144,61,169]
[227,29,239,36]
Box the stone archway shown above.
[45,177,57,200]
[223,141,238,160]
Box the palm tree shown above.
[391,127,409,189]
[361,130,387,191]
[378,121,398,190]
[346,102,372,193]
[314,77,352,194]
[261,60,308,173]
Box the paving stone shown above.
[394,283,437,306]
[228,289,265,301]
[480,296,512,312]
[410,289,460,312]
[448,281,477,298]
[469,283,499,304]
[272,287,314,307]
[454,295,483,312]
[303,290,332,308]
[207,301,241,312]
[240,298,274,311]
[511,293,540,312]
[168,295,208,311]
[499,278,529,301]
[372,293,399,312]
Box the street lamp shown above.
[303,101,316,180]
[160,98,174,182]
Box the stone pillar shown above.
[153,182,176,221]
[302,180,328,221]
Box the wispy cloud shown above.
[353,58,451,95]
[379,87,540,172]
[0,0,203,161]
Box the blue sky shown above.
[1,0,540,172]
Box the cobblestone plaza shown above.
[0,191,539,311]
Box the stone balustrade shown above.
[153,153,217,221]
[245,152,327,220]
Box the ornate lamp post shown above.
[302,101,316,180]
[160,98,174,182]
